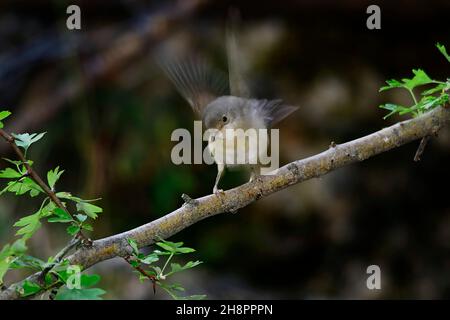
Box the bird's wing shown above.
[253,99,299,127]
[226,9,251,98]
[158,56,228,116]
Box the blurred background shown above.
[1,0,450,299]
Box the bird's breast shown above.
[208,126,268,167]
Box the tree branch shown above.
[1,105,449,300]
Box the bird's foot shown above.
[213,187,225,195]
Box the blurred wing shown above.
[159,57,228,115]
[255,99,299,126]
[226,9,251,98]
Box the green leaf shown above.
[0,239,28,285]
[380,79,403,92]
[379,103,411,119]
[0,111,11,129]
[56,192,101,203]
[76,202,102,219]
[156,240,195,255]
[55,287,106,300]
[380,69,433,93]
[80,274,100,288]
[141,253,159,265]
[0,245,13,285]
[10,255,45,270]
[156,241,176,253]
[160,282,185,292]
[81,223,93,231]
[402,69,433,90]
[168,260,202,276]
[48,208,73,223]
[159,282,206,300]
[127,238,139,256]
[3,177,43,197]
[422,83,445,95]
[14,212,41,239]
[0,167,22,179]
[153,250,171,256]
[40,201,57,218]
[21,280,41,297]
[0,110,11,121]
[12,132,46,153]
[175,247,196,254]
[10,238,27,254]
[437,43,450,63]
[47,167,64,191]
[67,225,80,236]
[75,214,87,222]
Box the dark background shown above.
[1,0,450,299]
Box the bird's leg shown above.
[213,164,225,194]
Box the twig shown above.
[1,105,449,300]
[0,128,90,244]
[414,136,431,161]
[123,256,157,294]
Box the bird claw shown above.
[213,187,225,195]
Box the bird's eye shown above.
[222,115,228,122]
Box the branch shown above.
[1,105,449,300]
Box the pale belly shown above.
[208,128,268,167]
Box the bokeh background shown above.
[1,0,450,299]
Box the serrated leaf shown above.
[14,212,41,239]
[12,132,46,153]
[0,167,22,179]
[47,167,64,191]
[4,177,43,197]
[402,69,433,90]
[76,202,102,219]
[437,43,450,63]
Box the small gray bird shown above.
[161,20,298,194]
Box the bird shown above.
[160,15,298,194]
